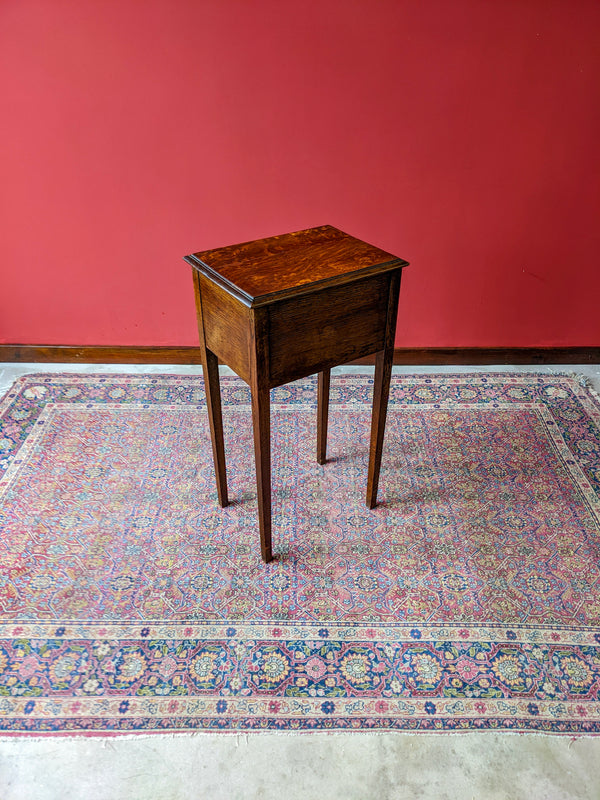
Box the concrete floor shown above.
[1,362,599,800]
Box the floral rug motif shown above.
[0,372,599,734]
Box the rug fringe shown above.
[1,728,598,741]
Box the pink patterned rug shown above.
[0,372,599,734]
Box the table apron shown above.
[267,272,391,387]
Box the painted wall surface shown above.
[1,0,599,348]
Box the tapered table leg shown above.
[317,368,331,465]
[201,348,229,507]
[366,348,393,509]
[251,382,273,562]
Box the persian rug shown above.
[0,372,599,735]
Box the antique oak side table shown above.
[184,225,408,562]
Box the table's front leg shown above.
[251,381,272,563]
[250,307,273,563]
[366,348,393,508]
[366,269,401,509]
[317,369,331,465]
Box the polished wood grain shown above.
[185,224,407,307]
[198,274,253,384]
[187,226,408,562]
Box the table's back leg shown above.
[317,368,331,465]
[202,347,229,508]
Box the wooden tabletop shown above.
[185,225,408,307]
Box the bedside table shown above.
[184,225,408,562]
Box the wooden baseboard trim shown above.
[0,345,598,366]
[393,347,600,365]
[0,345,205,364]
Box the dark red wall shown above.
[2,0,599,348]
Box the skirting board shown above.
[1,345,599,365]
